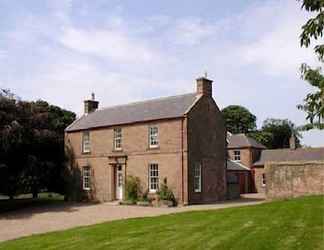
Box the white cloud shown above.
[171,18,216,46]
[59,27,158,63]
[237,1,318,76]
[0,50,7,58]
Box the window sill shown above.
[82,151,91,155]
[83,188,91,191]
[149,190,157,194]
[112,148,123,152]
[147,146,160,150]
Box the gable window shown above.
[83,166,91,190]
[262,173,266,187]
[114,128,122,150]
[234,150,241,161]
[149,126,159,148]
[82,131,90,153]
[194,163,202,192]
[149,164,159,192]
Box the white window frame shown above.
[234,150,241,161]
[83,166,91,190]
[149,163,159,193]
[194,163,202,193]
[82,131,90,153]
[113,128,122,150]
[149,126,159,148]
[262,173,266,187]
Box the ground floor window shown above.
[149,164,159,192]
[262,173,266,187]
[194,163,202,192]
[83,166,91,190]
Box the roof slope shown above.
[227,160,250,171]
[66,93,199,132]
[227,133,266,149]
[253,147,324,166]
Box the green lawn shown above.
[0,196,323,250]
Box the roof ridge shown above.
[96,92,196,112]
[264,147,324,151]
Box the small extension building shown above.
[227,133,324,194]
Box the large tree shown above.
[249,119,302,149]
[0,90,76,198]
[298,0,324,129]
[221,105,257,134]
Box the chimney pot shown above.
[196,76,213,96]
[84,93,99,114]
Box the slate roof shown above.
[253,147,324,166]
[66,93,199,132]
[227,133,266,149]
[227,160,250,171]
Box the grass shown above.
[0,196,323,250]
[0,193,64,213]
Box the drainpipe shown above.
[181,117,184,204]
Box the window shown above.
[194,163,202,192]
[262,173,266,187]
[234,150,241,161]
[83,166,91,190]
[149,164,159,192]
[149,126,159,148]
[82,131,90,153]
[114,128,122,150]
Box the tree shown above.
[298,0,324,129]
[0,90,76,198]
[250,119,302,149]
[221,105,257,134]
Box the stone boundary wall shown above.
[265,161,324,200]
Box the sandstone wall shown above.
[265,161,324,200]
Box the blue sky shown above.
[0,0,323,146]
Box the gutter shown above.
[181,117,184,204]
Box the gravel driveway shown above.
[0,195,264,242]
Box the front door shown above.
[116,165,123,200]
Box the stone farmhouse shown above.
[65,77,227,205]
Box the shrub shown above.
[157,178,176,205]
[138,189,149,202]
[125,176,141,202]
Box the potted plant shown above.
[157,178,176,207]
[136,189,151,206]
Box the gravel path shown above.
[0,195,264,242]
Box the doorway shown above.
[115,165,123,200]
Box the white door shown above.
[116,165,123,200]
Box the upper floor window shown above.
[83,166,91,190]
[234,150,241,161]
[114,128,122,150]
[149,164,159,193]
[149,126,159,148]
[82,131,90,153]
[194,163,202,192]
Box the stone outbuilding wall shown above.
[265,161,324,200]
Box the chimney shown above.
[196,76,213,97]
[289,134,297,150]
[84,92,99,114]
